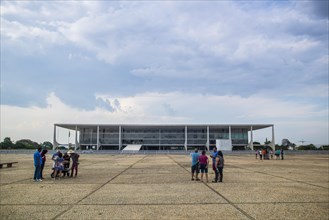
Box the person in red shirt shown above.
[198,150,209,182]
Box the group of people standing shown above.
[33,147,80,182]
[50,149,80,179]
[190,147,224,183]
[255,149,284,160]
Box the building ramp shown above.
[122,145,142,151]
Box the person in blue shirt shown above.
[210,147,218,171]
[190,148,200,181]
[33,147,43,182]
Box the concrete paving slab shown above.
[111,173,191,184]
[0,170,33,184]
[272,172,329,183]
[14,169,123,185]
[79,183,228,205]
[210,182,329,203]
[307,182,329,188]
[224,172,292,183]
[0,205,68,220]
[83,162,129,169]
[0,153,328,219]
[58,204,249,220]
[0,183,99,205]
[221,167,254,173]
[237,203,329,220]
[124,167,187,174]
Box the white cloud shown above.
[1,1,327,146]
[1,92,327,145]
[1,18,63,43]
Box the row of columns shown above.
[53,125,275,151]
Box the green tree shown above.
[41,141,53,149]
[264,138,271,145]
[297,144,317,150]
[275,144,288,150]
[319,145,329,150]
[0,137,14,149]
[15,139,41,149]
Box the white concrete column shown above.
[229,126,232,140]
[250,126,254,150]
[90,129,93,147]
[185,126,187,151]
[206,126,210,151]
[53,125,57,150]
[159,128,161,149]
[229,126,232,150]
[97,125,100,150]
[75,125,78,151]
[119,126,122,150]
[271,125,275,150]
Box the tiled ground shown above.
[0,153,328,219]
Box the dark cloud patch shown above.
[1,39,145,109]
[311,0,329,19]
[96,97,122,112]
[296,1,329,20]
[1,1,327,111]
[285,19,327,38]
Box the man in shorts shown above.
[190,148,200,181]
[198,150,209,182]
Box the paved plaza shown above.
[0,153,328,219]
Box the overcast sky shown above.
[1,1,328,145]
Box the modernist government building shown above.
[53,124,275,151]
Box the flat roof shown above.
[55,123,273,131]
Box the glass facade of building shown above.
[55,124,273,151]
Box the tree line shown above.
[0,137,53,150]
[0,137,328,151]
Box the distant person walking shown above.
[190,148,200,181]
[280,149,284,160]
[40,149,48,179]
[262,149,266,160]
[259,150,263,160]
[33,147,43,182]
[275,149,280,160]
[214,151,224,183]
[198,150,209,182]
